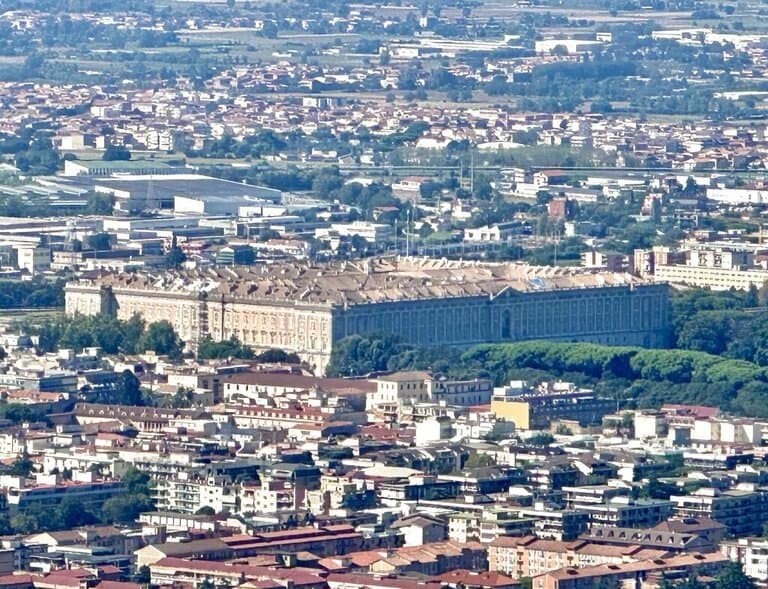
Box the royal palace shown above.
[64,258,670,374]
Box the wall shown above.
[65,281,670,376]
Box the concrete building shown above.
[634,411,669,440]
[533,552,727,589]
[154,474,237,514]
[490,381,614,430]
[721,537,768,584]
[429,377,493,406]
[391,514,447,547]
[515,503,588,541]
[653,264,768,291]
[65,258,670,375]
[670,488,768,536]
[367,372,493,413]
[584,524,717,553]
[92,174,280,213]
[562,485,673,529]
[488,536,669,579]
[62,159,180,177]
[15,245,50,273]
[463,222,528,243]
[1,472,125,512]
[581,250,626,272]
[641,244,768,291]
[547,197,575,219]
[318,221,393,245]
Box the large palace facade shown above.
[65,258,670,374]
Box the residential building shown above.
[515,503,588,541]
[491,381,614,429]
[488,536,670,578]
[533,552,727,589]
[721,537,768,583]
[670,488,768,536]
[15,246,50,273]
[390,514,447,546]
[2,473,125,512]
[463,222,528,243]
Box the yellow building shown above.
[491,381,613,430]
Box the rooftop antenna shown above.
[470,150,475,195]
[553,230,558,266]
[66,219,77,247]
[394,219,398,255]
[405,209,411,257]
[146,175,158,211]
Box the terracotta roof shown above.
[96,582,141,589]
[435,569,519,588]
[653,518,726,533]
[225,371,376,393]
[539,552,727,581]
[327,573,442,589]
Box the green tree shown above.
[166,246,186,268]
[122,466,152,495]
[85,192,114,215]
[326,333,412,376]
[103,145,131,161]
[759,281,768,307]
[254,348,301,363]
[134,566,151,584]
[716,563,757,589]
[102,466,155,524]
[677,312,733,355]
[464,453,495,468]
[101,493,153,524]
[484,421,510,442]
[138,321,183,359]
[56,496,97,528]
[9,455,33,476]
[10,510,40,534]
[526,433,555,446]
[639,478,678,500]
[115,370,143,406]
[122,314,146,354]
[197,335,253,360]
[59,319,94,352]
[91,315,125,354]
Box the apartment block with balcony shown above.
[563,485,673,529]
[670,487,768,536]
[491,381,614,430]
[721,537,768,583]
[2,472,125,512]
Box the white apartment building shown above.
[722,537,768,583]
[634,412,669,440]
[15,246,50,273]
[239,480,296,514]
[322,221,393,244]
[155,474,237,514]
[692,418,762,444]
[367,372,493,413]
